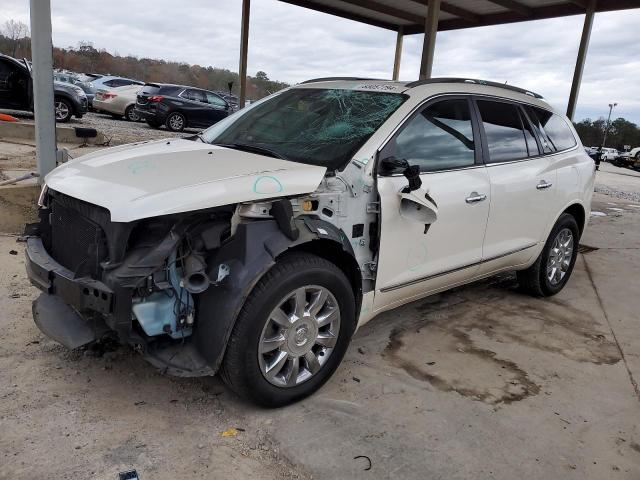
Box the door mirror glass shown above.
[379,156,422,193]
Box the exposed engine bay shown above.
[27,164,378,377]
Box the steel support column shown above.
[392,26,403,80]
[29,0,57,181]
[419,0,440,80]
[238,0,250,109]
[566,0,596,120]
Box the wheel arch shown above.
[562,202,586,236]
[282,239,363,316]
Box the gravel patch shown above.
[66,112,201,145]
[594,184,640,203]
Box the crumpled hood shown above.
[45,138,326,222]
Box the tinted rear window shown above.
[140,85,160,95]
[159,85,183,96]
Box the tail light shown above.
[149,95,163,102]
[101,93,117,100]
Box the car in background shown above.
[0,53,87,122]
[611,147,640,170]
[600,147,619,161]
[54,71,95,108]
[218,92,239,111]
[93,84,143,121]
[89,75,143,112]
[135,83,230,131]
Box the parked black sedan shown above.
[135,83,231,132]
[0,53,88,122]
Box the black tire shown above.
[166,111,186,132]
[146,120,161,129]
[220,253,356,407]
[517,213,580,297]
[54,97,73,122]
[124,105,139,122]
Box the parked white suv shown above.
[600,147,619,161]
[26,78,595,406]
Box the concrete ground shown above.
[1,192,639,479]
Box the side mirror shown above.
[379,156,422,193]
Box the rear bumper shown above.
[92,99,123,115]
[135,107,167,124]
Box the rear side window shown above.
[524,106,576,153]
[387,98,476,172]
[540,113,577,151]
[477,100,528,162]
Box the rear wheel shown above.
[166,112,185,132]
[54,97,73,122]
[517,213,579,297]
[221,253,355,407]
[125,105,139,122]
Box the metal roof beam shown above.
[568,0,588,8]
[484,0,533,16]
[278,0,398,30]
[407,0,479,23]
[337,0,424,24]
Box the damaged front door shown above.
[373,97,490,310]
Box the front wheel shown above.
[54,97,73,122]
[517,213,580,297]
[221,253,355,407]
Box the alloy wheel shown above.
[547,228,574,285]
[55,101,69,121]
[127,108,139,122]
[258,285,341,388]
[169,114,184,130]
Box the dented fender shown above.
[194,216,357,372]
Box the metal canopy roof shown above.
[279,0,640,34]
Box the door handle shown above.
[536,180,553,190]
[465,192,487,204]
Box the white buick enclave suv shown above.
[26,78,595,406]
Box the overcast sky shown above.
[2,0,639,122]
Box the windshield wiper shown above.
[213,142,288,161]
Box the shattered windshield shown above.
[201,88,407,170]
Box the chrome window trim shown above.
[375,92,579,175]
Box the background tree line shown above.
[2,19,639,148]
[573,117,640,150]
[0,20,288,100]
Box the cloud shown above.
[2,0,638,122]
